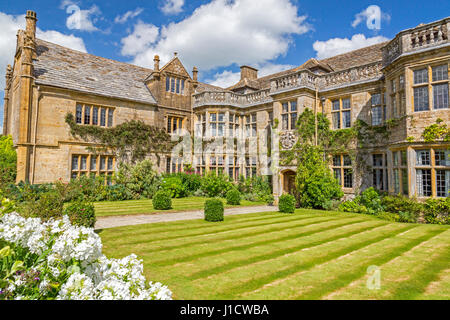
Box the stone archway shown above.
[281,170,296,195]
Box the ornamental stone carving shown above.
[280,131,297,150]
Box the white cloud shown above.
[0,12,87,93]
[161,0,185,15]
[61,1,101,32]
[122,0,311,74]
[120,21,159,56]
[207,63,294,88]
[352,5,390,30]
[114,8,143,24]
[36,30,87,52]
[313,34,389,60]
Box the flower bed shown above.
[0,210,172,300]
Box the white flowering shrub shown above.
[0,208,172,300]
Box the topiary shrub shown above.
[278,194,296,213]
[152,190,172,210]
[226,189,241,205]
[64,201,96,228]
[204,199,224,222]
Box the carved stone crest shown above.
[280,131,297,150]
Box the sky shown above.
[1,0,449,132]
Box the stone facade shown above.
[2,11,450,201]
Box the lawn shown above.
[99,209,450,300]
[94,197,266,217]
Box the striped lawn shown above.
[99,209,450,300]
[94,196,266,217]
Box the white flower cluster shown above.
[0,212,172,300]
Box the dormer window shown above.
[166,76,185,95]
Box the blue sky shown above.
[1,0,449,132]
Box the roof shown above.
[225,41,388,92]
[33,39,158,105]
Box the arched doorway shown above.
[281,170,296,195]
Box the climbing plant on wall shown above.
[65,113,175,164]
[422,118,450,142]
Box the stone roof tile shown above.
[33,39,157,105]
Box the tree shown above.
[0,135,17,187]
[283,109,346,209]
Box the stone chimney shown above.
[25,10,37,40]
[154,55,160,71]
[192,67,198,82]
[240,66,258,81]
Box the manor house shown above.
[3,11,450,200]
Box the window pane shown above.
[394,169,400,194]
[435,151,450,167]
[290,113,297,130]
[100,157,106,171]
[372,106,382,126]
[100,108,106,126]
[342,98,351,110]
[80,156,87,170]
[76,105,83,124]
[92,107,98,125]
[166,77,170,92]
[416,169,432,196]
[282,103,289,113]
[90,156,97,171]
[108,157,113,171]
[401,168,408,195]
[344,169,353,188]
[371,94,381,106]
[84,106,91,125]
[282,114,288,130]
[436,170,450,197]
[332,112,340,129]
[218,113,225,122]
[181,80,185,94]
[251,114,257,123]
[333,169,342,185]
[401,151,407,166]
[343,155,352,166]
[108,109,114,127]
[211,123,217,136]
[332,100,340,111]
[171,78,175,93]
[433,83,448,109]
[167,117,172,133]
[342,110,351,128]
[290,101,297,112]
[432,65,448,82]
[373,154,384,167]
[416,150,430,166]
[210,113,217,122]
[176,78,180,94]
[414,69,428,84]
[333,156,341,167]
[72,156,79,171]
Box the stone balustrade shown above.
[383,18,450,65]
[270,70,317,93]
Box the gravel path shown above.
[95,205,279,230]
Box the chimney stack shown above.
[192,67,198,82]
[240,66,258,81]
[25,10,37,40]
[153,55,160,71]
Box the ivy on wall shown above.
[422,118,450,142]
[65,113,175,164]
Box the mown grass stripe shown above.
[98,212,305,237]
[105,215,338,246]
[292,228,447,300]
[387,246,450,300]
[146,218,372,265]
[204,225,417,299]
[189,221,400,281]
